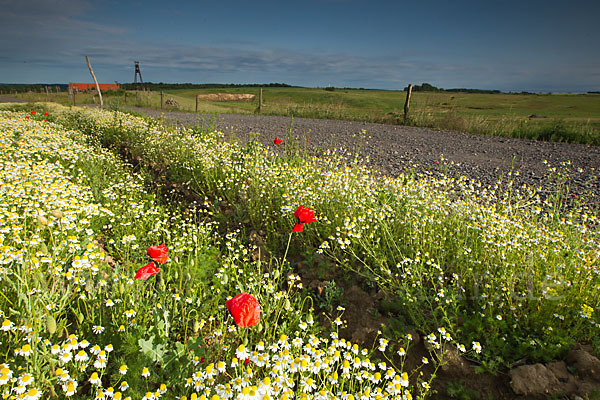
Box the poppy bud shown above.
[36,214,49,227]
[51,209,64,219]
[46,315,57,334]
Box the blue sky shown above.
[1,0,599,92]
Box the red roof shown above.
[69,83,120,92]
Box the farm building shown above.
[68,82,120,93]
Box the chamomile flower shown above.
[92,325,105,334]
[60,351,73,363]
[18,373,34,386]
[0,319,14,331]
[378,338,389,352]
[74,350,89,362]
[89,372,101,385]
[236,344,249,360]
[23,387,42,400]
[19,344,33,357]
[63,380,78,396]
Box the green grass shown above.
[7,88,600,144]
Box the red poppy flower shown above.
[25,116,29,119]
[148,244,168,263]
[292,205,316,232]
[30,110,36,114]
[135,262,159,280]
[226,293,260,327]
[44,112,49,117]
[273,137,283,145]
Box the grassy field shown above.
[7,87,600,144]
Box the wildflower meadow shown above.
[0,102,598,399]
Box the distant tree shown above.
[120,82,295,91]
[404,83,441,92]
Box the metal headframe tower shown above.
[134,61,144,90]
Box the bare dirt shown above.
[196,93,256,101]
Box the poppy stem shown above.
[281,232,293,266]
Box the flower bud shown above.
[36,214,49,227]
[51,209,64,219]
[46,315,57,334]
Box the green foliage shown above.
[315,280,345,315]
[446,380,480,400]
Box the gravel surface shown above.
[132,108,600,205]
[0,96,26,103]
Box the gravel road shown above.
[131,108,600,204]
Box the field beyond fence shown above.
[6,87,600,145]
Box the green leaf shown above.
[138,336,166,363]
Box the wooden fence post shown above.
[161,91,164,109]
[404,84,413,123]
[196,95,199,113]
[85,56,103,109]
[73,91,76,106]
[259,88,263,113]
